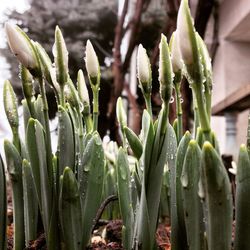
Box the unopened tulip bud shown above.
[3,80,19,129]
[159,34,173,103]
[53,26,69,86]
[137,44,152,95]
[85,40,100,86]
[77,69,90,105]
[5,23,40,75]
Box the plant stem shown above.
[205,87,212,123]
[12,127,21,154]
[38,77,53,185]
[192,88,199,138]
[92,89,99,131]
[193,84,211,142]
[59,85,65,107]
[161,102,169,136]
[174,82,183,143]
[26,97,36,119]
[145,95,152,118]
[82,105,93,133]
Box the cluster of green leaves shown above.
[2,22,106,250]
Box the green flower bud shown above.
[159,34,173,103]
[35,42,54,86]
[53,26,69,86]
[20,65,34,99]
[196,33,212,90]
[3,80,19,129]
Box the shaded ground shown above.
[6,218,171,249]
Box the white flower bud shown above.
[176,0,195,65]
[170,31,183,73]
[85,40,99,78]
[137,44,151,84]
[5,22,38,69]
[77,70,90,105]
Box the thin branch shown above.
[108,0,129,118]
[92,195,118,232]
[150,0,179,68]
[124,81,141,134]
[122,0,146,73]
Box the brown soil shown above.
[6,184,171,249]
[6,220,171,249]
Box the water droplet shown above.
[119,165,127,180]
[180,98,184,103]
[198,179,205,199]
[202,85,205,93]
[181,172,188,188]
[169,96,174,103]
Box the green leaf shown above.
[59,167,83,250]
[80,133,105,247]
[141,110,154,183]
[181,140,204,250]
[26,118,52,235]
[57,105,75,176]
[34,95,45,128]
[22,159,38,246]
[124,126,143,160]
[4,140,25,250]
[117,148,134,250]
[0,155,7,250]
[176,130,191,229]
[234,145,250,250]
[201,142,232,250]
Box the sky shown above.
[0,0,30,158]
